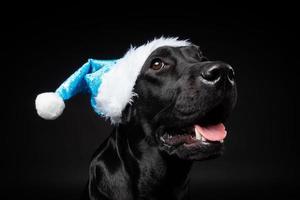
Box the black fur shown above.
[86,45,237,200]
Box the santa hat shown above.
[35,37,190,123]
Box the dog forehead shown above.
[149,45,200,57]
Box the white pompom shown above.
[35,92,65,120]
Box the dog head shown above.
[124,44,237,161]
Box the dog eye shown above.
[150,58,165,70]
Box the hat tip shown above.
[35,92,65,120]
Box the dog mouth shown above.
[161,123,226,145]
[159,123,226,160]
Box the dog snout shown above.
[200,62,235,85]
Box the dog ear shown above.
[120,104,136,124]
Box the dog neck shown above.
[115,119,193,198]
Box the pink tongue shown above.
[194,123,227,141]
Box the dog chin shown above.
[159,139,224,161]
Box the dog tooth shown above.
[202,137,207,141]
[195,129,202,140]
[160,136,165,142]
[220,140,224,143]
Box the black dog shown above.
[86,45,237,200]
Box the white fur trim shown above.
[35,92,65,120]
[95,37,191,123]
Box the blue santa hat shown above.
[35,37,190,123]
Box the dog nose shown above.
[201,62,235,84]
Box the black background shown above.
[2,5,299,200]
